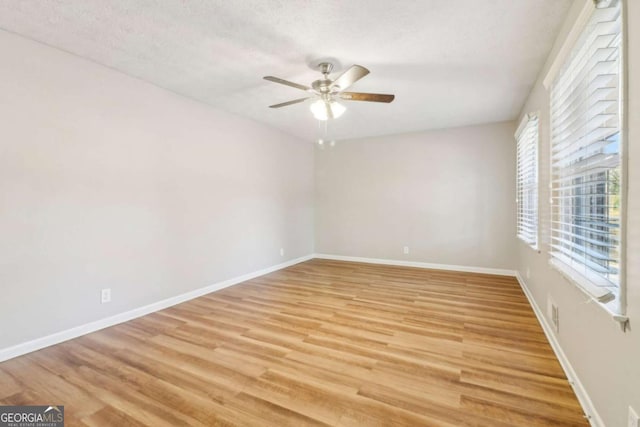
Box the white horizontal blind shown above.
[550,0,622,301]
[516,115,538,247]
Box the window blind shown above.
[516,115,538,247]
[549,0,622,302]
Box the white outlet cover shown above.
[101,288,111,304]
[280,248,284,256]
[403,246,409,254]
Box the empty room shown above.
[0,0,638,426]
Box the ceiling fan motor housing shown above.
[312,79,337,95]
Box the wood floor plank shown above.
[68,366,204,427]
[0,259,588,426]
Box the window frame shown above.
[515,113,539,250]
[547,0,628,319]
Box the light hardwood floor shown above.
[0,259,588,426]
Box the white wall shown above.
[315,122,517,270]
[0,30,314,350]
[514,1,640,426]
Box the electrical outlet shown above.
[629,406,639,427]
[101,288,111,304]
[403,246,409,255]
[280,248,284,256]
[526,267,531,279]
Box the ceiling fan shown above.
[263,62,395,120]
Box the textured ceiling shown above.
[0,0,573,142]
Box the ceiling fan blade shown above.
[339,92,395,103]
[263,76,311,91]
[268,97,310,108]
[329,65,370,91]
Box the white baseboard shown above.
[0,254,314,363]
[515,273,604,427]
[314,253,517,277]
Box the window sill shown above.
[517,237,540,253]
[548,258,629,332]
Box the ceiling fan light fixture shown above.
[330,101,346,119]
[310,99,345,121]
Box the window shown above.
[549,0,622,303]
[516,114,539,248]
